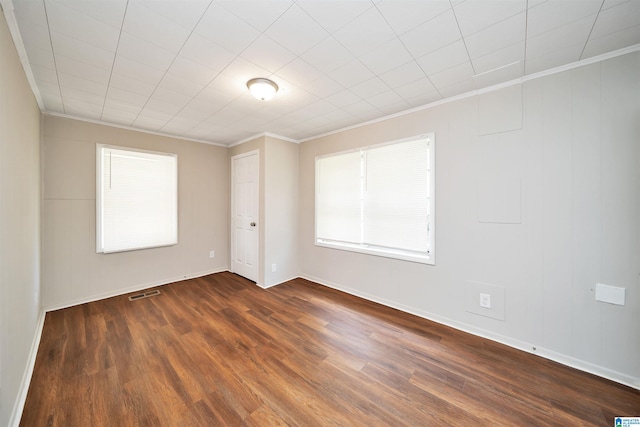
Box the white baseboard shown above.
[9,309,46,427]
[300,273,640,391]
[19,268,637,427]
[259,275,299,289]
[43,268,228,312]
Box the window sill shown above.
[315,240,434,265]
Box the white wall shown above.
[42,116,229,309]
[0,8,42,426]
[264,136,299,287]
[299,52,640,387]
[229,135,299,288]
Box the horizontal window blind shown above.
[363,139,430,253]
[97,145,178,254]
[315,134,434,264]
[316,151,362,244]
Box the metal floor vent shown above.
[128,289,161,301]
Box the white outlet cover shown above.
[480,293,491,308]
[466,281,505,321]
[595,283,625,305]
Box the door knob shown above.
[250,222,256,227]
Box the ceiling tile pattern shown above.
[8,0,640,145]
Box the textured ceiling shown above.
[6,0,640,145]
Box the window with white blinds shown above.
[96,145,178,254]
[315,134,434,264]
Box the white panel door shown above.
[231,151,259,282]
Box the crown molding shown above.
[229,132,300,147]
[5,2,638,149]
[299,44,640,143]
[1,1,45,110]
[45,112,228,147]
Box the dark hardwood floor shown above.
[21,272,639,426]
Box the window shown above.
[96,145,178,254]
[315,134,434,264]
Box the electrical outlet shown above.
[209,251,215,258]
[272,264,277,273]
[479,293,491,309]
[466,281,504,321]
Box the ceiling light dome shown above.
[247,78,278,101]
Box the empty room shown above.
[1,0,639,425]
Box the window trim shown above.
[96,144,178,254]
[314,133,435,265]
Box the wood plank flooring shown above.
[21,272,639,426]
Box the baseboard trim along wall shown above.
[259,276,300,289]
[43,268,228,312]
[15,268,228,425]
[300,274,640,391]
[9,310,46,427]
[19,269,637,427]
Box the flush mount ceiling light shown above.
[247,78,278,101]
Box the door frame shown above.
[230,149,260,284]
